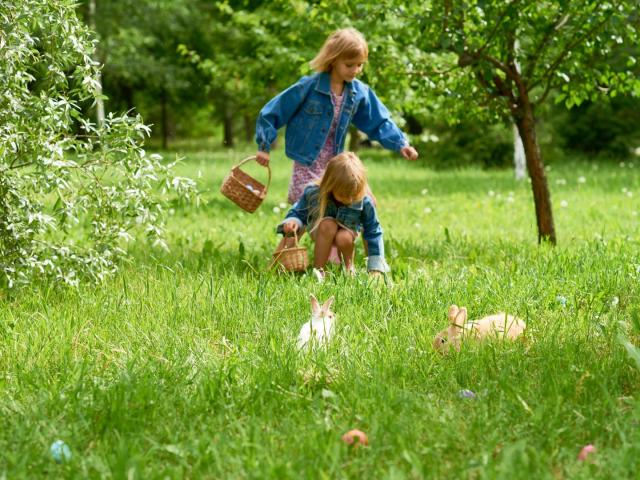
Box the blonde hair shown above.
[313,152,368,228]
[309,28,369,72]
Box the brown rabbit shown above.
[433,304,526,353]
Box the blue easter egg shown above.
[50,439,72,463]
[458,389,477,399]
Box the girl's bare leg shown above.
[313,219,338,269]
[334,228,355,271]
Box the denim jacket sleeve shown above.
[255,76,314,153]
[276,186,314,234]
[361,198,391,273]
[352,85,408,153]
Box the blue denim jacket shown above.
[256,72,407,165]
[277,184,390,272]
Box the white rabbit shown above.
[433,304,526,353]
[297,294,335,350]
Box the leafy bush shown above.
[0,0,196,288]
[414,121,513,170]
[552,95,640,158]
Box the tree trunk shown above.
[122,84,134,111]
[512,39,526,181]
[513,124,526,180]
[244,114,253,143]
[88,0,105,128]
[348,126,360,152]
[515,100,556,244]
[223,105,234,148]
[160,90,168,150]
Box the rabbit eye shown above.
[440,338,446,344]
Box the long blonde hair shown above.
[309,28,369,73]
[313,152,368,228]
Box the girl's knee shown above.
[316,218,338,236]
[335,229,355,249]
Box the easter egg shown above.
[577,444,596,461]
[341,429,369,447]
[458,389,477,399]
[50,439,72,463]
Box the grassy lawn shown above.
[1,147,640,478]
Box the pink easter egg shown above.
[577,444,596,461]
[341,429,369,448]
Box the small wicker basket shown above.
[269,232,309,272]
[220,156,271,213]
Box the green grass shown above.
[2,147,640,479]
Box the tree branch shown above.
[528,4,619,92]
[534,76,560,106]
[476,0,522,57]
[406,64,462,77]
[9,162,33,170]
[523,10,572,80]
[479,53,517,80]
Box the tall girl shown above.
[255,27,418,205]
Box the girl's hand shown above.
[282,221,298,234]
[256,151,270,166]
[400,145,419,161]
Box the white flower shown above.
[488,190,495,197]
[556,178,567,186]
[421,188,428,195]
[627,191,633,198]
[414,223,421,228]
[611,296,619,307]
[620,162,626,168]
[560,200,568,208]
[423,207,432,214]
[556,295,567,307]
[578,176,586,184]
[272,206,281,213]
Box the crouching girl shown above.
[277,152,389,278]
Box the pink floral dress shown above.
[287,91,344,204]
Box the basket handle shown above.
[234,155,272,194]
[285,229,300,247]
[267,230,300,270]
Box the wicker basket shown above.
[270,232,309,272]
[220,156,271,213]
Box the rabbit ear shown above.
[448,305,459,323]
[455,307,467,326]
[310,294,320,316]
[321,296,335,313]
